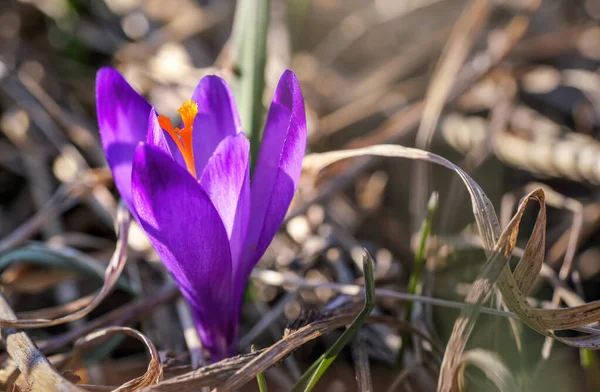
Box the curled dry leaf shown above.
[438,188,545,392]
[0,202,130,329]
[302,145,600,392]
[69,326,162,392]
[441,185,600,392]
[495,190,600,346]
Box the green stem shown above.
[252,345,269,392]
[231,0,270,172]
[406,192,439,319]
[292,250,376,392]
[581,348,600,389]
[398,192,439,366]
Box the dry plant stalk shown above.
[139,312,403,391]
[0,290,84,392]
[412,0,490,235]
[414,0,490,150]
[141,312,359,391]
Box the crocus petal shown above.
[131,144,235,359]
[190,76,242,176]
[146,109,184,167]
[242,70,306,281]
[199,133,250,267]
[96,67,151,210]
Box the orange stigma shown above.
[158,100,198,178]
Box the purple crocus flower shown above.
[96,67,306,360]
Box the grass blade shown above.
[398,191,439,365]
[406,191,439,320]
[292,250,375,392]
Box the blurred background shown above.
[1,0,600,391]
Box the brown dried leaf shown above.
[439,188,545,391]
[512,190,546,295]
[69,327,162,392]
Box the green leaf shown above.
[231,0,270,171]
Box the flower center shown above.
[157,100,198,178]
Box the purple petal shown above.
[131,143,236,359]
[199,133,250,267]
[190,76,242,176]
[96,67,151,210]
[242,70,306,282]
[146,108,185,167]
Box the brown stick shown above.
[0,292,83,392]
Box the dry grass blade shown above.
[17,294,95,320]
[302,145,505,391]
[140,351,260,391]
[68,326,162,392]
[0,202,131,328]
[510,189,546,297]
[454,349,517,392]
[303,145,501,251]
[142,313,356,392]
[0,294,83,391]
[302,146,600,390]
[36,284,180,359]
[415,0,490,150]
[412,0,488,233]
[352,337,373,392]
[438,188,544,391]
[442,187,600,389]
[141,313,398,392]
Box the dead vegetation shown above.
[1,0,600,391]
